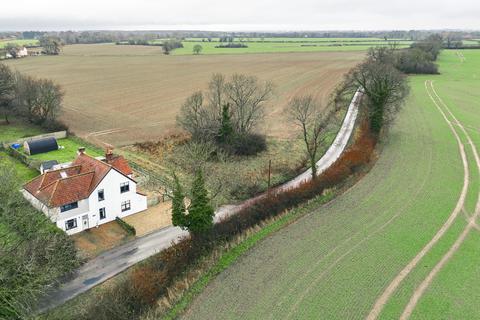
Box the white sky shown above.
[1,0,479,31]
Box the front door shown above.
[82,215,89,229]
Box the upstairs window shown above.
[60,202,78,212]
[121,200,131,212]
[98,189,105,201]
[120,182,130,193]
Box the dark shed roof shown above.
[26,137,58,155]
[40,160,59,170]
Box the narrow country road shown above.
[37,90,362,313]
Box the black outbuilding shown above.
[23,137,59,155]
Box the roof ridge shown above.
[47,180,60,207]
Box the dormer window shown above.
[60,202,78,212]
[120,182,130,193]
[98,189,105,201]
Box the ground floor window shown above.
[121,200,131,212]
[99,207,106,220]
[65,218,77,230]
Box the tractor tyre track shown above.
[366,80,471,320]
[399,81,480,319]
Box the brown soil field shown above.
[6,44,363,146]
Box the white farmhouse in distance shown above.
[17,47,28,57]
[22,148,147,235]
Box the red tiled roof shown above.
[105,155,133,176]
[24,152,132,208]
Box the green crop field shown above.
[0,38,39,48]
[180,50,480,319]
[171,38,411,55]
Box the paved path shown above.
[37,90,362,313]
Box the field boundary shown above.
[366,80,471,320]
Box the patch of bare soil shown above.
[123,201,173,237]
[72,220,132,260]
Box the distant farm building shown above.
[24,137,59,155]
[17,47,28,57]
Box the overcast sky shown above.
[1,0,479,31]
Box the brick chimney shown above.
[105,148,114,162]
[77,147,86,155]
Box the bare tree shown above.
[225,74,273,134]
[178,73,274,139]
[207,73,226,118]
[287,95,332,178]
[14,74,64,125]
[177,91,217,140]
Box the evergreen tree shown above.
[171,173,187,229]
[187,170,214,235]
[217,103,234,143]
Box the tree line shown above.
[2,29,479,46]
[0,165,79,319]
[0,63,64,129]
[2,36,63,59]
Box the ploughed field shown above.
[6,44,363,146]
[181,50,480,319]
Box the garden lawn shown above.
[25,137,102,163]
[180,50,480,319]
[0,119,45,143]
[0,151,38,182]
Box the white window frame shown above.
[120,182,130,193]
[65,218,77,230]
[99,207,106,220]
[98,189,105,201]
[121,200,131,212]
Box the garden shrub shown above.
[116,217,136,236]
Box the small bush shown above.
[116,217,136,236]
[226,133,267,156]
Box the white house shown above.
[22,149,147,235]
[17,47,28,58]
